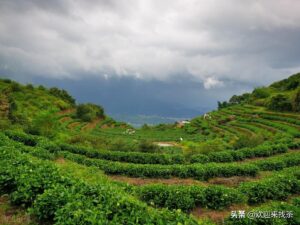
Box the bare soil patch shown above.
[68,122,81,129]
[109,175,207,186]
[82,118,101,131]
[154,142,177,147]
[208,176,257,187]
[191,204,250,224]
[59,116,72,123]
[0,195,33,225]
[57,108,75,115]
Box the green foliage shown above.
[0,143,199,225]
[138,184,242,211]
[229,93,251,104]
[61,150,259,180]
[225,201,300,225]
[293,197,300,207]
[292,88,300,111]
[59,142,184,165]
[49,87,75,105]
[76,103,104,122]
[30,184,72,220]
[37,85,46,91]
[26,111,60,137]
[239,171,300,204]
[2,78,12,83]
[26,84,34,90]
[10,82,22,92]
[218,101,231,109]
[267,94,292,111]
[271,72,300,91]
[5,130,38,146]
[138,139,159,153]
[183,138,228,156]
[109,138,138,152]
[233,134,264,149]
[141,123,150,130]
[190,144,288,163]
[252,87,270,99]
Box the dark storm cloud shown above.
[0,0,300,117]
[31,75,249,117]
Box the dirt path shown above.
[109,175,207,186]
[81,118,101,131]
[59,116,72,123]
[0,195,33,225]
[207,176,260,187]
[68,122,81,130]
[154,142,177,147]
[0,94,9,118]
[191,204,251,223]
[57,108,75,115]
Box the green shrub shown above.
[267,94,293,111]
[204,186,243,209]
[252,87,270,98]
[293,197,300,207]
[292,88,300,112]
[138,184,242,211]
[0,144,199,225]
[233,134,264,149]
[10,82,22,92]
[26,84,34,90]
[49,87,75,105]
[5,130,38,146]
[59,142,184,165]
[191,143,288,164]
[138,139,159,153]
[76,103,104,122]
[225,201,300,225]
[26,111,59,137]
[31,184,73,220]
[239,174,300,204]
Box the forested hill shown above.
[218,72,300,112]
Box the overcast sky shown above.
[1,0,300,119]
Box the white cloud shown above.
[203,77,224,89]
[0,0,300,86]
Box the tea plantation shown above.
[1,73,300,224]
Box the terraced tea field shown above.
[1,107,300,224]
[1,75,300,224]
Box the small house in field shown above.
[177,120,190,128]
[123,129,135,135]
[203,113,212,120]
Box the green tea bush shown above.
[49,87,75,105]
[138,139,159,153]
[76,103,104,122]
[4,130,38,146]
[225,201,300,225]
[59,143,184,165]
[0,145,199,225]
[239,173,300,204]
[138,184,243,211]
[253,152,300,171]
[233,134,264,149]
[31,184,72,220]
[61,151,259,180]
[10,161,72,206]
[191,143,288,164]
[267,94,293,111]
[252,87,270,99]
